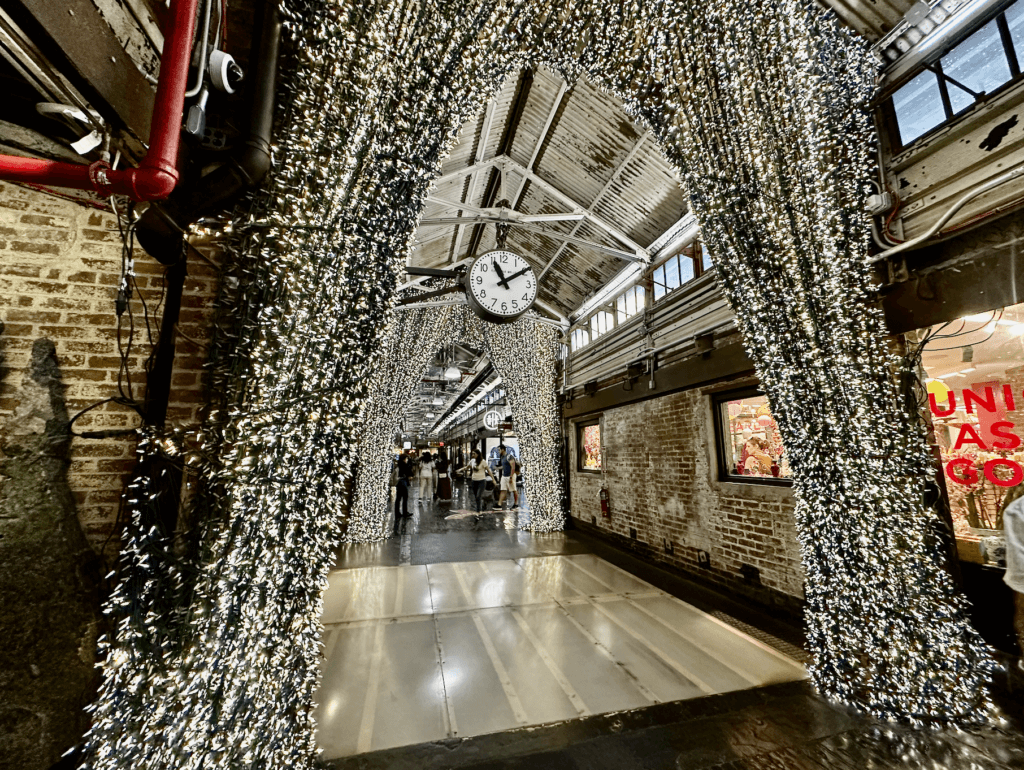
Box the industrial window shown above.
[590,310,615,340]
[615,284,645,324]
[652,239,710,302]
[577,420,602,472]
[571,328,590,351]
[888,1,1024,148]
[712,388,792,485]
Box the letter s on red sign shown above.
[945,458,979,486]
[990,421,1022,449]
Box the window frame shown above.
[884,0,1024,151]
[650,238,711,305]
[576,419,603,473]
[711,386,792,487]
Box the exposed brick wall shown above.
[567,377,804,611]
[0,182,219,558]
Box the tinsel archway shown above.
[84,0,994,767]
[347,309,565,540]
[346,305,467,542]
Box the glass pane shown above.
[1008,0,1024,64]
[892,69,946,145]
[616,294,627,321]
[653,265,666,300]
[590,315,600,339]
[635,285,645,308]
[919,302,1024,544]
[679,256,695,284]
[665,257,680,289]
[626,289,636,316]
[700,242,713,271]
[941,19,1012,113]
[719,394,790,479]
[580,424,601,470]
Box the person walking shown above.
[435,447,452,503]
[394,453,414,519]
[417,450,436,505]
[495,446,518,511]
[455,449,496,514]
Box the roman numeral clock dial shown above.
[464,249,538,324]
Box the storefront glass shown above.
[715,390,791,481]
[921,303,1024,551]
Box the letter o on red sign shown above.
[945,458,979,486]
[983,459,1024,487]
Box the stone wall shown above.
[567,378,804,614]
[0,182,220,557]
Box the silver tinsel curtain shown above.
[346,305,465,542]
[484,318,565,532]
[83,0,992,767]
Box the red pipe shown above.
[0,0,199,201]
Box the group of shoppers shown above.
[391,445,520,518]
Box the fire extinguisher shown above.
[600,486,610,517]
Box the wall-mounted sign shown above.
[483,410,505,431]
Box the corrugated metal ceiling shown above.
[411,66,689,317]
[819,0,917,41]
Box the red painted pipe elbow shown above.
[106,166,180,201]
[0,0,197,200]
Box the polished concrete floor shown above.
[317,486,805,759]
[318,483,1024,769]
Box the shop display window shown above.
[920,303,1024,552]
[713,388,792,484]
[578,421,602,471]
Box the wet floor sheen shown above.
[315,551,806,758]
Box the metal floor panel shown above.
[315,553,806,759]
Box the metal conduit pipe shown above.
[0,0,200,200]
[869,160,1024,262]
[136,0,281,263]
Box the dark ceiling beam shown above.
[432,363,496,429]
[4,0,155,142]
[466,67,534,260]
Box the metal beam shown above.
[431,157,499,189]
[502,153,650,262]
[450,99,497,262]
[426,195,583,223]
[5,0,155,141]
[418,216,642,262]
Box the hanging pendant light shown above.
[444,365,461,381]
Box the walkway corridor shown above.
[316,484,1024,770]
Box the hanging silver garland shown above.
[484,317,565,531]
[82,1,994,767]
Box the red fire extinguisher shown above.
[600,486,610,517]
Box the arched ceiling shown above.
[410,65,689,319]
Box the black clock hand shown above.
[501,266,533,286]
[492,260,508,288]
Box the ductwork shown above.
[0,0,200,200]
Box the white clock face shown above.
[467,250,537,320]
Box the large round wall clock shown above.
[464,249,538,324]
